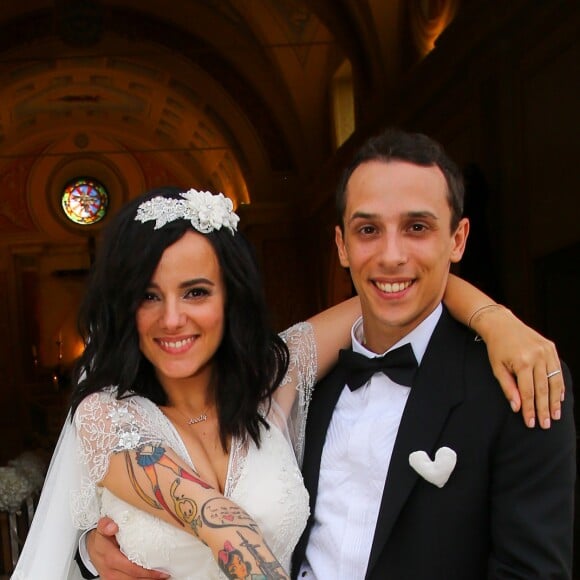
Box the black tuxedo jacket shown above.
[292,309,576,579]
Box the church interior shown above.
[0,0,578,575]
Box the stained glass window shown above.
[61,177,109,225]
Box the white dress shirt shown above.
[299,304,442,579]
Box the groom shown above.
[291,128,575,578]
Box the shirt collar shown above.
[351,303,442,364]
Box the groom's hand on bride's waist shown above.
[85,516,171,579]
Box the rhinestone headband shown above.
[135,188,240,234]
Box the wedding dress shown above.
[12,322,316,580]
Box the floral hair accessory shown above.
[135,188,240,234]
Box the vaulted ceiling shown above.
[0,0,421,231]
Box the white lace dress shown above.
[13,322,317,580]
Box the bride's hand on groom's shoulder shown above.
[88,516,170,579]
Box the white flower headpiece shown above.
[135,188,240,234]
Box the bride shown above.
[13,187,563,579]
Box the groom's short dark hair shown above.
[336,128,465,231]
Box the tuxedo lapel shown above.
[366,310,466,576]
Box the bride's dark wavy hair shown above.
[70,187,289,449]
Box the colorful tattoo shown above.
[125,443,213,528]
[170,478,202,533]
[217,532,286,579]
[124,444,287,577]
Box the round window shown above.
[61,177,109,225]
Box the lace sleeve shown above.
[72,387,175,529]
[270,321,317,467]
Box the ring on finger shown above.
[547,369,562,379]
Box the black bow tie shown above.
[338,343,418,391]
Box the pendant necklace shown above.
[173,406,209,426]
[187,412,208,425]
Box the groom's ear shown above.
[450,218,469,263]
[335,226,350,268]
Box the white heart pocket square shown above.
[408,446,457,488]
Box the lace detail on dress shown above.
[277,322,318,466]
[72,388,190,529]
[223,434,248,498]
[279,322,317,399]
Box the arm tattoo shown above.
[218,532,287,579]
[170,478,202,533]
[124,444,287,576]
[202,498,259,532]
[124,443,212,530]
